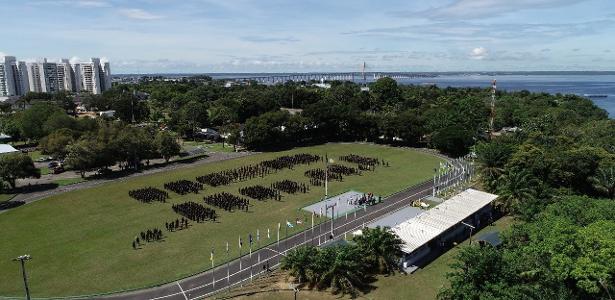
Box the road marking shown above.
[177,282,188,300]
[264,247,286,256]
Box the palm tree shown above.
[475,142,512,191]
[353,226,404,274]
[496,168,539,213]
[317,245,366,296]
[591,166,615,199]
[281,245,319,283]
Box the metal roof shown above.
[0,144,19,154]
[392,188,498,254]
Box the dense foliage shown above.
[441,84,613,299]
[282,226,404,296]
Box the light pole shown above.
[460,222,475,245]
[13,254,32,300]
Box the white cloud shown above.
[470,47,488,60]
[76,0,110,7]
[119,8,163,20]
[396,0,588,20]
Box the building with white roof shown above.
[391,188,498,269]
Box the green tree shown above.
[591,165,615,199]
[496,168,539,214]
[370,77,400,110]
[281,245,319,283]
[0,153,40,188]
[317,245,366,296]
[64,139,97,177]
[353,226,404,274]
[156,131,181,163]
[15,103,64,141]
[430,126,474,157]
[39,129,74,159]
[475,141,515,191]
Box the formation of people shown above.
[339,154,389,167]
[195,153,322,187]
[260,153,321,170]
[347,192,380,206]
[204,192,250,212]
[304,168,343,183]
[164,180,203,195]
[129,187,169,203]
[132,228,163,249]
[166,218,190,232]
[239,185,281,201]
[172,202,217,222]
[271,180,309,194]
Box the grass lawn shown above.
[0,193,16,203]
[27,150,46,161]
[52,177,86,186]
[39,166,51,175]
[233,216,515,300]
[0,143,442,297]
[183,141,235,153]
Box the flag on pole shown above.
[249,233,253,245]
[210,247,214,261]
[226,241,229,254]
[311,211,315,227]
[239,236,243,248]
[257,229,260,242]
[267,228,270,239]
[320,207,323,217]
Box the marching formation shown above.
[195,153,322,187]
[132,228,164,249]
[204,192,250,212]
[166,218,190,232]
[271,180,309,194]
[239,185,281,201]
[172,202,217,222]
[164,180,203,195]
[129,187,169,203]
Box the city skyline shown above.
[1,0,614,73]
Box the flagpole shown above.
[226,242,230,292]
[211,247,215,290]
[257,229,260,263]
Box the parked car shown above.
[48,161,59,168]
[53,166,65,174]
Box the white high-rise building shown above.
[57,59,74,92]
[17,61,30,96]
[2,55,111,95]
[27,62,43,93]
[0,56,18,97]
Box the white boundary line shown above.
[176,283,188,300]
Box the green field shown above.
[0,143,441,297]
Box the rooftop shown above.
[392,188,498,254]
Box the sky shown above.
[1,0,614,73]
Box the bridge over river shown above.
[231,72,438,84]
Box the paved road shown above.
[1,152,254,214]
[98,162,469,300]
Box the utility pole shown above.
[13,255,32,300]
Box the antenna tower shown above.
[489,79,496,138]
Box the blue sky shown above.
[1,0,614,73]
